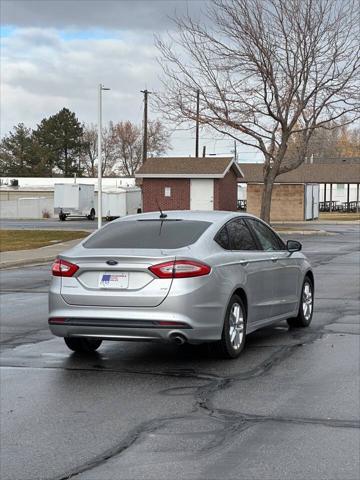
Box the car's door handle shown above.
[239,260,248,266]
[271,257,278,262]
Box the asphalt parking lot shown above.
[0,225,359,480]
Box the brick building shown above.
[240,163,360,221]
[136,157,243,212]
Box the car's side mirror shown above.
[287,240,302,252]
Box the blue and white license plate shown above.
[99,272,129,289]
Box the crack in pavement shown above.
[2,239,359,480]
[306,244,357,267]
[2,303,357,480]
[0,328,51,351]
[46,324,359,480]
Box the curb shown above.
[272,221,360,225]
[276,229,335,236]
[0,239,81,270]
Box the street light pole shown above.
[97,83,110,229]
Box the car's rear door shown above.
[217,218,277,324]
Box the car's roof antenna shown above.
[156,199,167,219]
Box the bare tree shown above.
[112,120,170,176]
[80,123,117,177]
[80,124,97,176]
[156,0,360,221]
[287,122,360,162]
[112,121,142,177]
[101,122,118,176]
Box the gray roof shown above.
[240,163,360,184]
[135,156,244,178]
[311,157,360,164]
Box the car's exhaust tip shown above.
[169,333,187,345]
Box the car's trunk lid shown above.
[60,249,176,308]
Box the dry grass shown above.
[0,230,89,252]
[319,212,360,221]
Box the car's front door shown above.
[245,218,300,318]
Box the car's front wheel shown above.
[215,294,247,359]
[64,337,102,353]
[287,276,314,328]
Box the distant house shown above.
[240,162,360,221]
[135,156,244,212]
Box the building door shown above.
[312,184,319,219]
[190,179,214,210]
[305,183,320,220]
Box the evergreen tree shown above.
[34,108,84,176]
[0,123,43,176]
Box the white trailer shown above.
[54,183,95,221]
[102,187,142,220]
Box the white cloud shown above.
[0,1,261,161]
[1,28,161,134]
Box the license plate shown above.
[99,272,129,289]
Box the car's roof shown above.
[119,210,257,225]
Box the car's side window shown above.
[227,218,258,251]
[215,225,230,250]
[247,219,285,251]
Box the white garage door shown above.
[190,179,214,210]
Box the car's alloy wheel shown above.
[215,294,247,359]
[229,302,245,350]
[287,276,314,328]
[64,337,102,353]
[302,281,313,321]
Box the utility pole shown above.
[234,140,237,162]
[195,89,200,157]
[97,83,110,229]
[141,89,151,164]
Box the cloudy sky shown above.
[0,0,261,160]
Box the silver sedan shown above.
[48,211,314,358]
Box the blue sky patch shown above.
[59,29,118,41]
[0,25,16,37]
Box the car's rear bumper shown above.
[48,277,227,344]
[48,318,218,344]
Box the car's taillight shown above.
[149,260,211,279]
[51,258,79,277]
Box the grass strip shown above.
[319,212,360,221]
[0,230,89,252]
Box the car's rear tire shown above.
[87,208,96,221]
[214,294,247,359]
[287,276,314,328]
[64,337,102,353]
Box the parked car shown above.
[48,211,314,358]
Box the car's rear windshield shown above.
[83,219,212,249]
